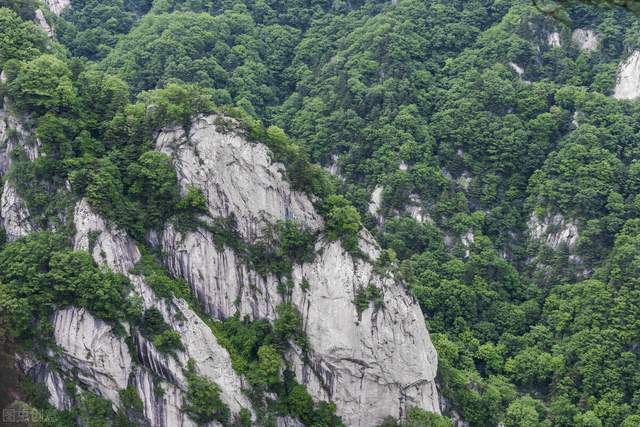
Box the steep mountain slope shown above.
[0,99,440,425]
[2,0,640,426]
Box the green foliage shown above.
[184,360,230,425]
[273,303,304,349]
[119,385,144,413]
[56,0,153,60]
[176,186,208,214]
[0,233,134,340]
[139,308,183,353]
[127,151,180,229]
[248,220,316,278]
[77,391,115,427]
[323,195,362,253]
[379,407,453,427]
[353,284,383,319]
[0,7,45,68]
[132,250,192,300]
[6,54,77,115]
[210,313,342,425]
[4,0,640,425]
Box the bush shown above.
[323,195,362,253]
[184,360,230,425]
[353,284,384,319]
[6,55,77,115]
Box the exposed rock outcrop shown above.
[528,212,579,250]
[156,115,322,242]
[72,198,254,420]
[44,0,70,16]
[289,235,440,425]
[156,115,440,426]
[547,31,561,47]
[508,62,524,76]
[52,307,132,406]
[1,182,35,241]
[9,110,440,426]
[34,9,53,37]
[571,29,599,51]
[162,223,279,320]
[17,355,75,411]
[614,50,640,101]
[0,108,40,175]
[0,107,41,240]
[368,185,384,217]
[133,368,197,427]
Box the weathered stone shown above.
[52,307,132,406]
[1,182,35,241]
[156,115,322,242]
[614,50,640,101]
[155,116,441,426]
[44,0,70,16]
[528,212,579,250]
[571,29,599,51]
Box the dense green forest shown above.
[2,0,640,425]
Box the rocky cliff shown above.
[156,115,440,426]
[614,50,640,101]
[3,113,440,426]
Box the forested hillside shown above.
[1,0,640,426]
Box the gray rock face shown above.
[0,108,40,175]
[157,116,440,426]
[44,0,69,15]
[52,307,132,406]
[0,107,41,240]
[571,29,599,51]
[162,223,280,320]
[17,355,75,411]
[528,212,579,250]
[156,115,322,242]
[133,368,198,427]
[1,183,35,241]
[547,31,561,47]
[614,50,640,100]
[10,111,439,426]
[72,199,254,421]
[74,200,251,426]
[368,185,384,217]
[289,236,440,426]
[34,9,53,37]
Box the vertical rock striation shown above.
[157,115,440,426]
[614,50,640,101]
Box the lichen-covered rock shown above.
[52,307,132,406]
[614,50,640,101]
[156,115,322,242]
